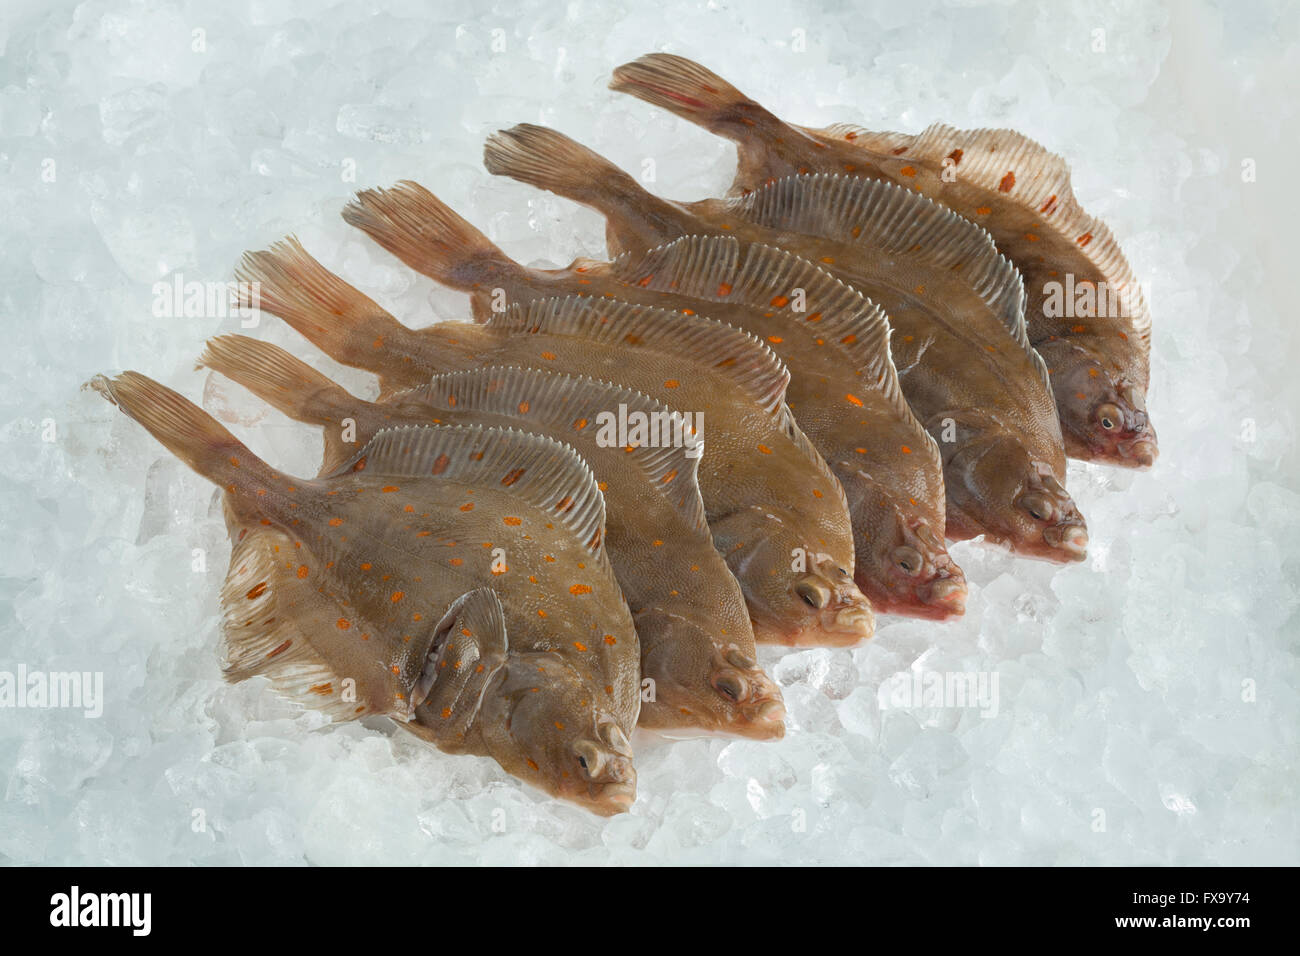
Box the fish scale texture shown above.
[1,0,1297,864]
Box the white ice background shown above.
[1,0,1297,864]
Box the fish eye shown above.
[574,740,605,776]
[712,672,746,703]
[893,545,924,577]
[1097,402,1122,431]
[1018,492,1054,522]
[725,649,755,670]
[796,581,828,608]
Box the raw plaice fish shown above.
[609,52,1156,469]
[234,238,875,646]
[200,336,786,739]
[337,181,963,620]
[90,372,642,814]
[483,125,1088,564]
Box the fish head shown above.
[711,508,875,646]
[481,654,636,815]
[638,616,786,740]
[945,432,1089,564]
[846,469,967,620]
[1048,346,1157,468]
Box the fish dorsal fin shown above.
[727,174,1051,392]
[485,294,792,419]
[339,423,610,561]
[403,366,710,535]
[820,122,1151,349]
[221,527,404,721]
[606,234,920,430]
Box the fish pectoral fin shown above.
[411,588,509,747]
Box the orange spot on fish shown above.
[336,619,350,630]
[328,517,343,527]
[381,485,399,493]
[569,584,591,595]
[502,468,525,486]
[503,516,522,526]
[518,401,530,414]
[901,445,912,454]
[1024,233,1039,242]
[1071,324,1086,333]
[604,635,616,645]
[449,558,463,566]
[999,171,1016,192]
[845,393,863,407]
[663,379,679,388]
[758,444,772,454]
[460,502,474,511]
[770,295,790,308]
[975,205,992,215]
[391,591,404,602]
[900,165,917,177]
[573,641,587,651]
[296,565,309,579]
[768,335,783,343]
[432,454,450,474]
[245,582,267,599]
[266,640,291,658]
[717,283,732,296]
[1077,232,1093,246]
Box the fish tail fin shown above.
[235,237,421,381]
[484,123,646,209]
[199,334,358,428]
[610,53,790,148]
[88,371,281,491]
[342,181,523,292]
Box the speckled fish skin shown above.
[334,184,965,620]
[199,337,787,739]
[90,372,640,815]
[233,239,874,646]
[480,125,1088,564]
[608,52,1156,470]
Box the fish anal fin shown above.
[220,527,402,722]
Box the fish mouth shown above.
[919,573,968,617]
[738,695,787,740]
[1117,436,1158,468]
[586,780,637,815]
[1041,523,1089,562]
[824,601,875,645]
